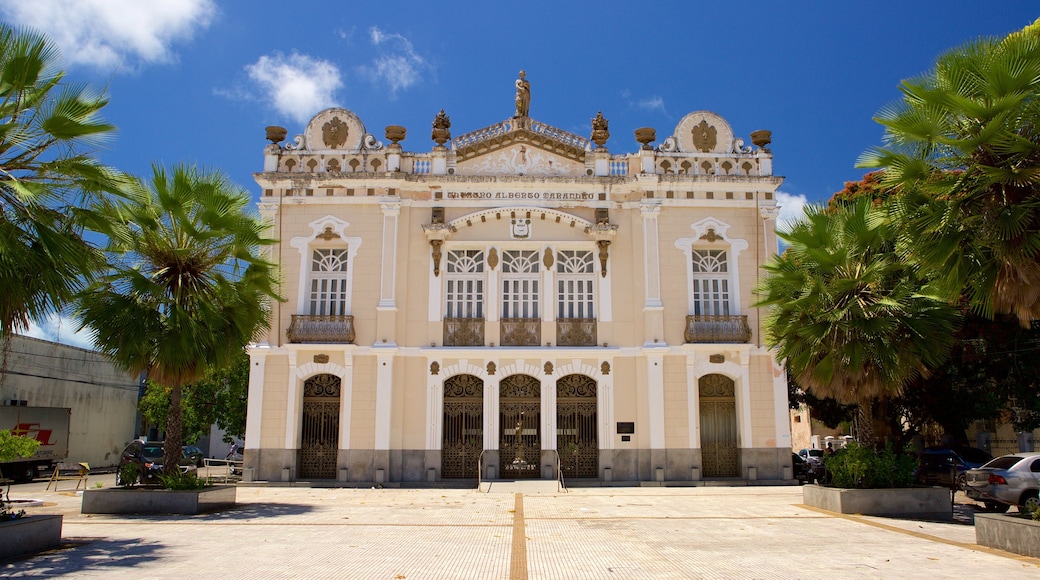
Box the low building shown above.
[1,335,140,468]
[245,74,791,483]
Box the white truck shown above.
[0,406,71,482]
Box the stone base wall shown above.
[248,446,792,483]
[975,513,1040,558]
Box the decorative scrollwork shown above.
[501,374,540,398]
[557,374,597,398]
[444,374,483,398]
[699,374,735,398]
[304,374,341,398]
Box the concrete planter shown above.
[803,484,952,519]
[81,486,236,515]
[975,513,1040,558]
[0,515,62,559]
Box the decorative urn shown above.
[385,125,407,144]
[265,125,287,144]
[750,130,772,149]
[635,127,656,150]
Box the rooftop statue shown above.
[514,70,530,118]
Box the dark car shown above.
[116,440,198,485]
[182,445,206,467]
[915,447,993,490]
[792,453,812,484]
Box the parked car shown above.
[915,446,993,490]
[798,448,827,478]
[182,445,206,467]
[116,440,198,486]
[792,453,812,484]
[964,452,1040,513]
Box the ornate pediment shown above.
[452,118,589,175]
[455,143,584,176]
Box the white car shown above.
[964,452,1040,513]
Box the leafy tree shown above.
[77,164,279,475]
[859,19,1040,324]
[0,24,124,337]
[757,198,960,446]
[139,350,250,444]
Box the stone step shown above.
[479,479,563,494]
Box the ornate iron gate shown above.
[442,374,484,478]
[300,373,340,479]
[500,374,541,479]
[556,374,598,478]
[699,374,739,478]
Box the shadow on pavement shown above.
[0,537,163,577]
[205,501,316,520]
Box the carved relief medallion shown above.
[692,120,717,153]
[430,361,440,375]
[314,354,330,364]
[322,116,349,149]
[511,218,532,240]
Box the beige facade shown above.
[245,92,792,483]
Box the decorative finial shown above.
[591,111,610,148]
[265,125,287,144]
[431,110,451,146]
[385,125,407,144]
[514,70,531,118]
[750,129,772,150]
[635,127,656,150]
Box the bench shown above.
[46,462,90,491]
[202,458,243,484]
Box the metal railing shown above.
[684,315,751,343]
[500,318,541,346]
[550,449,567,493]
[443,317,485,347]
[557,318,597,346]
[476,449,489,493]
[287,314,356,343]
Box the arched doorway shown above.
[442,374,484,478]
[500,374,541,479]
[300,373,340,479]
[699,374,739,477]
[556,374,598,478]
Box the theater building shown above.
[244,75,792,484]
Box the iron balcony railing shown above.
[684,315,751,344]
[443,317,485,347]
[557,318,597,347]
[287,315,356,344]
[501,318,541,346]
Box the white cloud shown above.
[245,53,342,124]
[23,314,96,351]
[775,191,809,233]
[357,27,429,95]
[637,96,666,113]
[0,0,217,70]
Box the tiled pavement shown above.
[3,474,1039,579]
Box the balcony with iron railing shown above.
[500,318,541,346]
[443,318,485,347]
[684,315,751,344]
[287,315,356,344]
[557,318,597,347]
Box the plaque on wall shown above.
[616,422,635,434]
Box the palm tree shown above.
[76,164,279,475]
[0,24,123,337]
[859,19,1040,324]
[756,199,960,446]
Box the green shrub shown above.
[117,463,140,487]
[823,442,917,489]
[158,470,209,490]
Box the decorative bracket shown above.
[422,223,452,277]
[597,240,611,278]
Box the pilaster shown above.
[244,346,269,451]
[374,350,396,450]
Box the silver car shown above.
[964,452,1040,513]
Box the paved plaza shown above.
[3,475,1039,579]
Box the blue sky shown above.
[2,0,1037,346]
